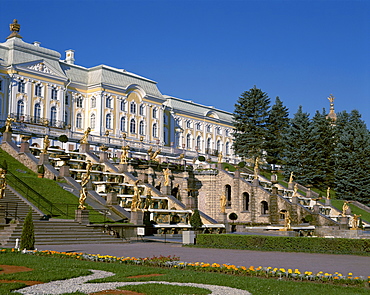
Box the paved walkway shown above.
[38,240,370,278]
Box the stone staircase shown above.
[0,187,125,247]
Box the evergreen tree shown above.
[190,209,203,230]
[232,86,270,161]
[20,208,35,250]
[282,106,313,185]
[334,110,370,203]
[307,109,336,190]
[265,96,290,167]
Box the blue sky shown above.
[1,0,369,127]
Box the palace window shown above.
[261,201,269,215]
[216,140,221,152]
[18,81,25,93]
[76,113,82,129]
[106,113,112,129]
[152,107,158,119]
[120,117,126,132]
[243,192,250,211]
[90,113,96,129]
[139,120,145,135]
[206,125,211,133]
[216,127,221,135]
[106,96,112,108]
[121,100,126,112]
[91,96,96,108]
[186,121,191,128]
[17,100,24,119]
[206,138,211,150]
[34,103,41,123]
[130,102,136,114]
[152,123,158,137]
[139,104,145,116]
[50,106,57,126]
[65,94,69,105]
[186,134,191,149]
[77,96,83,108]
[225,141,230,155]
[0,80,2,91]
[130,118,136,133]
[225,184,232,206]
[196,136,202,150]
[51,87,58,100]
[35,84,42,97]
[196,123,201,130]
[64,111,68,125]
[225,129,230,137]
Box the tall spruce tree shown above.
[282,106,313,185]
[232,86,270,161]
[334,110,370,203]
[265,96,289,167]
[308,110,336,190]
[20,208,35,250]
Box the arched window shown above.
[216,140,221,152]
[196,135,202,150]
[77,96,83,108]
[18,81,25,93]
[164,127,168,144]
[51,87,58,100]
[106,113,112,129]
[91,97,96,108]
[50,106,57,126]
[186,134,191,149]
[152,107,158,119]
[243,192,249,211]
[175,132,180,148]
[120,117,126,132]
[206,138,211,153]
[261,201,269,215]
[106,96,112,108]
[121,100,126,112]
[225,142,230,155]
[35,84,42,97]
[76,113,82,128]
[225,184,232,206]
[186,121,191,128]
[17,100,24,119]
[152,123,158,137]
[139,120,145,135]
[130,118,136,133]
[90,113,96,129]
[64,111,68,125]
[196,123,201,130]
[130,102,136,114]
[34,103,41,123]
[139,104,145,116]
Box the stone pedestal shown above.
[217,163,222,170]
[106,191,118,205]
[79,143,90,153]
[59,165,70,177]
[117,164,128,173]
[291,196,298,204]
[338,216,349,230]
[75,209,89,225]
[234,169,240,178]
[288,182,294,190]
[139,173,148,183]
[185,197,196,209]
[182,230,196,245]
[38,153,50,165]
[252,178,259,186]
[2,132,12,143]
[99,152,108,163]
[20,142,30,153]
[313,204,320,214]
[162,185,171,195]
[130,210,144,225]
[271,174,277,183]
[325,198,331,206]
[306,189,312,198]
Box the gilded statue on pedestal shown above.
[42,135,50,154]
[5,116,15,132]
[131,180,141,212]
[163,168,171,186]
[220,194,226,213]
[120,145,129,164]
[78,160,92,210]
[80,127,91,144]
[0,168,7,199]
[253,156,259,180]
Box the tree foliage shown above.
[20,208,35,250]
[190,209,203,229]
[232,86,270,161]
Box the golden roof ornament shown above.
[326,94,337,122]
[7,19,23,39]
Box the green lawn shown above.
[0,251,369,295]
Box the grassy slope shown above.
[0,252,368,295]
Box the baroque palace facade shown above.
[0,20,235,161]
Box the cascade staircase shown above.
[0,188,125,247]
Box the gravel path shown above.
[16,269,251,295]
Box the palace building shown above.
[0,20,235,161]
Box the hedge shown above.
[195,234,370,256]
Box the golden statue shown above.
[7,19,22,39]
[131,180,141,212]
[78,160,92,210]
[289,171,294,183]
[80,127,91,144]
[120,145,129,164]
[284,211,291,230]
[151,148,161,160]
[326,187,330,199]
[177,153,184,160]
[351,214,361,230]
[218,152,223,164]
[220,194,227,213]
[42,135,50,154]
[163,168,171,186]
[144,188,153,210]
[0,168,7,199]
[4,116,15,133]
[253,156,259,180]
[342,201,350,216]
[292,183,298,197]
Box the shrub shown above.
[229,212,238,221]
[20,208,35,250]
[58,134,68,143]
[190,209,203,230]
[198,156,206,162]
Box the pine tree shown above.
[232,86,270,161]
[282,106,313,185]
[190,209,203,230]
[307,109,336,190]
[334,110,370,203]
[265,96,289,167]
[20,208,35,250]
